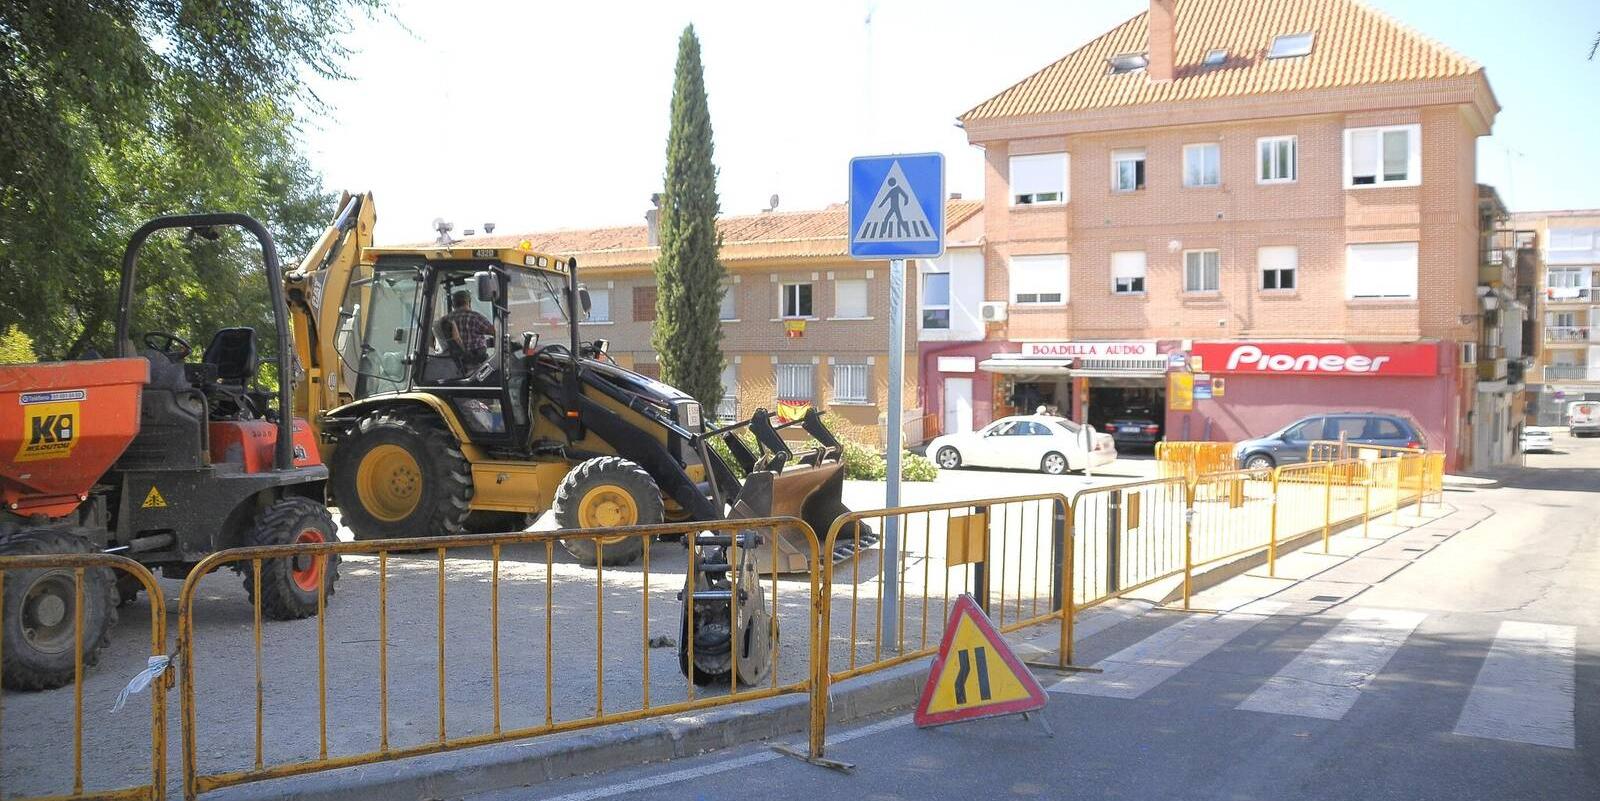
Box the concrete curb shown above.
[206,661,931,801]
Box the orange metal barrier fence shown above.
[1154,441,1237,480]
[0,554,169,801]
[174,518,820,800]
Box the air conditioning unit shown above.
[980,301,1008,322]
[1461,341,1477,365]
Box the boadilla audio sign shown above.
[1023,341,1156,359]
[1191,342,1439,377]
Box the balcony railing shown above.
[1544,365,1600,382]
[1544,326,1598,344]
[1544,285,1595,303]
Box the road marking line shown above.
[1050,601,1288,699]
[1236,607,1426,720]
[1453,621,1575,749]
[534,714,911,801]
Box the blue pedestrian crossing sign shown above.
[849,153,945,259]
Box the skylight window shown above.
[1108,53,1148,74]
[1203,49,1228,68]
[1268,32,1315,59]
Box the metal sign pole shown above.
[882,256,905,651]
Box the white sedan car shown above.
[927,415,1117,475]
[1521,427,1554,453]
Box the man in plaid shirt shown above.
[444,289,495,365]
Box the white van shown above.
[1569,401,1600,437]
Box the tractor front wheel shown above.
[0,529,118,691]
[552,457,663,566]
[243,497,341,620]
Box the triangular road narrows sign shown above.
[853,161,937,243]
[914,593,1047,728]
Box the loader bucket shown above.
[715,408,878,573]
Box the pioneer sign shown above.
[1022,341,1157,359]
[1191,342,1439,377]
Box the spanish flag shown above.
[776,400,812,423]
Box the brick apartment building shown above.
[920,0,1509,468]
[1510,209,1600,426]
[445,199,980,443]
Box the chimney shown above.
[645,193,662,246]
[948,192,963,200]
[1148,0,1176,82]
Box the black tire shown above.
[1,529,118,691]
[243,497,341,621]
[461,511,535,534]
[115,573,142,608]
[1041,451,1069,475]
[1244,453,1276,471]
[330,409,473,540]
[935,446,962,470]
[551,457,663,567]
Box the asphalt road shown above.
[480,433,1600,801]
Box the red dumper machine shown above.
[0,213,338,691]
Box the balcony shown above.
[1544,284,1595,305]
[1544,365,1600,383]
[1544,326,1598,345]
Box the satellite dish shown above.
[769,194,780,210]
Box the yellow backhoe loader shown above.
[283,192,874,683]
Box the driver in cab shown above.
[443,289,494,368]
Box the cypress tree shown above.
[652,25,727,414]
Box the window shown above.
[1259,246,1298,291]
[1328,417,1365,440]
[633,285,657,322]
[1111,251,1146,294]
[1108,53,1147,74]
[1548,228,1600,263]
[1283,417,1324,442]
[1549,311,1577,328]
[831,363,869,404]
[921,271,950,329]
[1183,143,1220,188]
[833,279,868,318]
[1112,149,1146,192]
[719,284,736,320]
[1368,418,1404,439]
[776,363,813,401]
[585,288,611,322]
[718,363,738,420]
[1184,250,1220,293]
[1345,124,1420,187]
[781,282,813,318]
[1258,136,1297,183]
[1268,32,1314,59]
[1346,242,1419,299]
[1203,48,1228,68]
[1010,254,1068,305]
[1010,152,1068,205]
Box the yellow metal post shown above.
[1267,469,1279,577]
[1182,483,1195,610]
[1321,461,1333,554]
[1391,457,1402,527]
[1362,462,1372,538]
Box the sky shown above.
[303,0,1600,244]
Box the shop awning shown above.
[979,358,1073,374]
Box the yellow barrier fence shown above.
[1067,477,1189,609]
[174,518,820,800]
[819,494,1075,683]
[1154,441,1236,480]
[0,554,169,801]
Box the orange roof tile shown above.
[961,0,1482,122]
[431,200,983,269]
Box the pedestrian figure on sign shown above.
[878,177,910,237]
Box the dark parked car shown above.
[1103,417,1162,450]
[1233,413,1424,470]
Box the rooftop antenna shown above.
[432,217,455,246]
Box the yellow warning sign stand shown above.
[914,593,1047,728]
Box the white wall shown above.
[916,245,985,342]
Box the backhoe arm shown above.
[283,191,375,434]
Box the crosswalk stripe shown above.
[1236,607,1426,720]
[1051,601,1288,698]
[1453,621,1575,749]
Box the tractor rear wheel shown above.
[243,496,341,620]
[1,529,118,691]
[552,457,662,566]
[331,409,473,540]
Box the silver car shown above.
[1233,413,1425,470]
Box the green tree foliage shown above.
[0,325,37,364]
[0,0,380,360]
[651,25,726,410]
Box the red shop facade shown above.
[1169,341,1470,469]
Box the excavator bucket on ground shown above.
[707,409,878,573]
